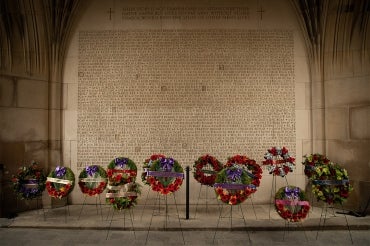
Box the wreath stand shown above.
[243,194,258,220]
[44,196,70,223]
[194,184,217,218]
[269,175,289,219]
[106,206,136,240]
[213,202,251,244]
[77,194,104,221]
[145,193,185,245]
[282,218,308,242]
[105,182,138,240]
[16,195,46,221]
[316,203,353,243]
[279,201,309,242]
[140,185,155,220]
[312,179,353,244]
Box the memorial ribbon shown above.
[275,199,310,206]
[79,177,107,183]
[47,177,73,185]
[214,183,256,190]
[312,179,349,185]
[106,191,137,198]
[146,170,184,178]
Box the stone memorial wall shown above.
[77,29,295,170]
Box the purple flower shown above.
[115,158,128,168]
[285,186,300,199]
[86,165,98,176]
[55,166,66,178]
[160,157,174,172]
[226,168,242,181]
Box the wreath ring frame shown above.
[193,154,223,187]
[12,162,46,200]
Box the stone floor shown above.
[1,198,369,245]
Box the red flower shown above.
[229,195,238,205]
[221,194,229,203]
[269,147,278,155]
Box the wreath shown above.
[146,157,184,195]
[275,186,310,222]
[214,164,256,205]
[78,165,107,196]
[12,162,46,200]
[142,154,166,185]
[107,157,137,186]
[226,155,263,191]
[302,153,330,178]
[310,162,352,205]
[263,146,295,177]
[193,154,223,186]
[46,166,75,199]
[106,182,141,210]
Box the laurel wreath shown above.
[46,166,75,199]
[310,163,352,205]
[275,186,310,222]
[142,154,166,185]
[214,164,255,205]
[107,157,137,186]
[225,154,263,191]
[12,162,46,200]
[106,182,141,210]
[146,157,184,195]
[302,154,331,178]
[78,165,107,196]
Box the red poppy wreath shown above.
[275,186,310,222]
[193,154,223,186]
[225,155,263,192]
[106,157,140,210]
[214,163,256,205]
[46,166,75,199]
[145,157,184,195]
[78,165,107,196]
[142,154,166,185]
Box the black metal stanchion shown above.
[186,166,190,220]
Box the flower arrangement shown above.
[46,166,75,199]
[193,154,223,186]
[146,157,184,195]
[263,146,295,177]
[302,154,330,178]
[214,163,256,205]
[310,162,352,205]
[225,155,263,191]
[107,157,137,186]
[275,186,310,222]
[106,182,141,210]
[142,154,166,185]
[106,157,140,210]
[12,162,46,200]
[78,165,107,196]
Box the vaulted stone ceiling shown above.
[1,0,369,78]
[0,0,83,80]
